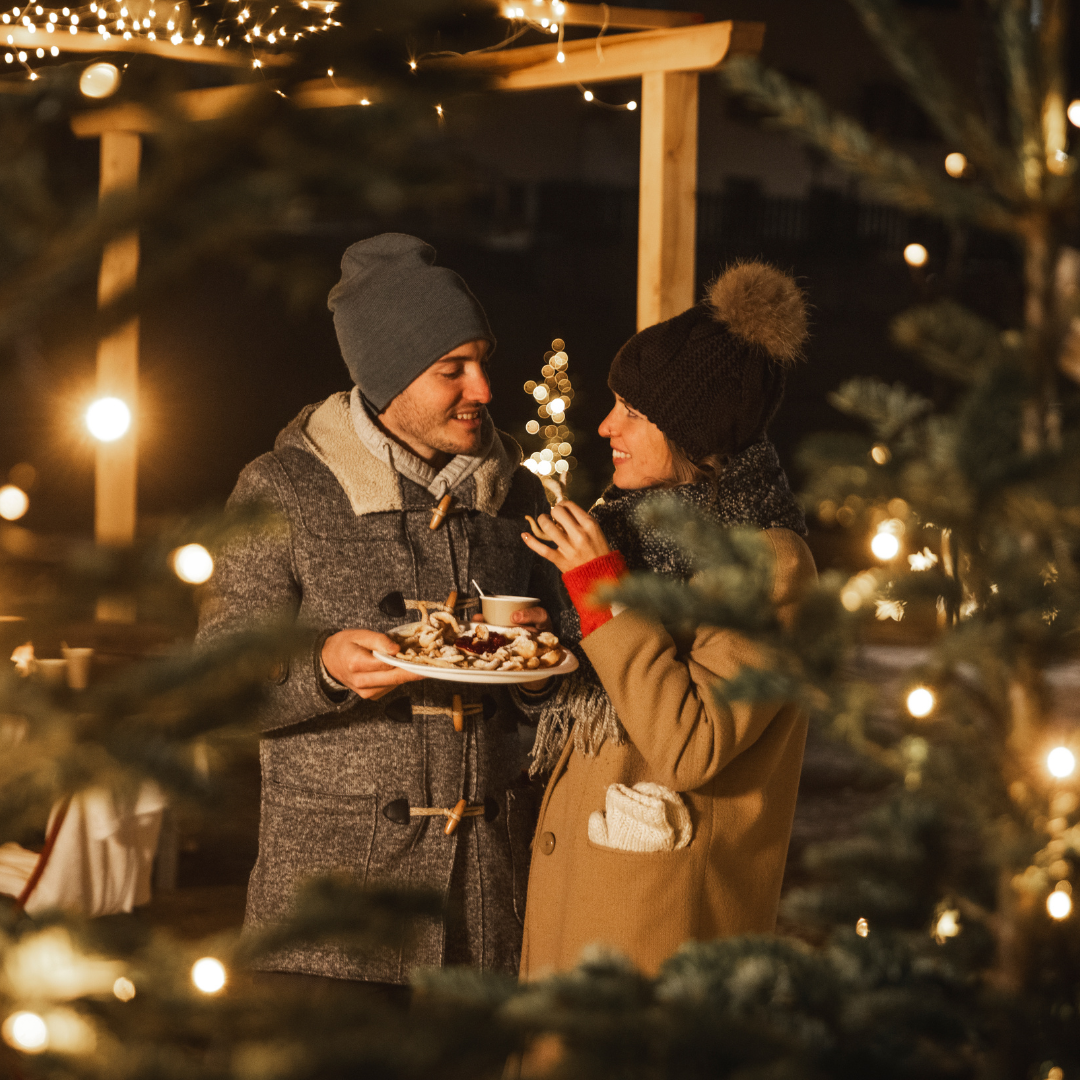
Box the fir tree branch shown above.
[718,57,1019,233]
[989,0,1044,198]
[845,0,1022,199]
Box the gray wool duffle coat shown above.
[197,392,564,983]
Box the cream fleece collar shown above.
[301,391,521,517]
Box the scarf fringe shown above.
[529,670,626,777]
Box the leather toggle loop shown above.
[380,797,499,830]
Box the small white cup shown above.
[34,658,68,684]
[62,647,94,690]
[481,595,540,627]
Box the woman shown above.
[518,262,817,979]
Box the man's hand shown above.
[322,629,424,699]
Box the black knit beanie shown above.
[608,262,808,461]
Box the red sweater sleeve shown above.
[562,552,627,638]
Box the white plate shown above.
[373,623,578,685]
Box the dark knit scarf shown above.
[529,439,805,776]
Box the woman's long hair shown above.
[660,441,726,491]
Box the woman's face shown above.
[598,395,675,490]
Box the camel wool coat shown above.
[520,528,817,979]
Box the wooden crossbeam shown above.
[420,20,763,90]
[498,2,703,29]
[0,25,288,65]
[71,78,378,136]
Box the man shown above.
[197,233,563,986]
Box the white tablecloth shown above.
[0,782,166,916]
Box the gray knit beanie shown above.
[328,233,496,412]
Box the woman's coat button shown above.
[540,832,556,855]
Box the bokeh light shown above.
[907,687,935,718]
[172,544,214,585]
[85,397,131,442]
[904,243,929,267]
[944,152,967,177]
[2,1011,48,1053]
[870,443,891,465]
[79,61,119,98]
[191,957,226,994]
[1069,98,1080,127]
[855,917,869,937]
[0,484,29,521]
[1047,888,1072,920]
[871,531,900,560]
[1047,746,1076,779]
[934,909,960,941]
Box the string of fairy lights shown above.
[1,0,339,74]
[521,337,577,492]
[2,0,640,113]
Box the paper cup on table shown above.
[62,647,94,690]
[481,595,540,627]
[34,658,68,684]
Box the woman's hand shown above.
[522,500,610,574]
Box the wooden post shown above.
[95,130,141,623]
[637,70,698,330]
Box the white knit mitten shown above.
[588,782,692,852]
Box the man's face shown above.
[380,339,492,463]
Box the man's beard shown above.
[391,393,488,457]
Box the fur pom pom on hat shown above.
[607,262,808,461]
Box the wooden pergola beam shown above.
[70,78,378,137]
[1,25,288,65]
[499,2,703,30]
[423,20,762,90]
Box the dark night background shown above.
[0,0,1055,538]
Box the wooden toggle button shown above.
[452,693,464,732]
[444,798,468,835]
[429,494,452,530]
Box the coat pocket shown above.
[249,780,377,922]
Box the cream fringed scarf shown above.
[527,438,806,777]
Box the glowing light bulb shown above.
[1047,746,1076,778]
[556,49,564,62]
[80,55,119,90]
[934,909,960,941]
[547,397,565,413]
[408,59,416,70]
[1069,99,1080,127]
[191,957,226,994]
[871,443,890,464]
[871,531,900,560]
[944,152,967,177]
[907,687,935,718]
[2,1011,48,1053]
[1047,889,1072,920]
[855,917,869,937]
[171,544,214,584]
[0,484,29,521]
[85,397,131,441]
[904,242,928,267]
[112,977,135,1001]
[626,99,637,111]
[583,89,593,101]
